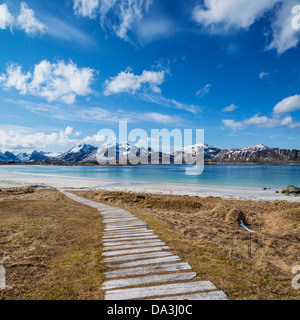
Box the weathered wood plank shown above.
[105,223,146,230]
[103,241,165,251]
[104,239,161,247]
[103,232,154,239]
[105,223,145,229]
[103,251,172,263]
[104,262,192,278]
[103,236,158,242]
[103,218,140,223]
[102,272,197,290]
[103,230,153,236]
[102,246,169,257]
[105,281,217,300]
[106,256,181,268]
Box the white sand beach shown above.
[0,171,299,202]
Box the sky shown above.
[1,0,300,152]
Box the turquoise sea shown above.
[0,165,300,189]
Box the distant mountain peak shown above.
[68,144,97,154]
[241,144,269,151]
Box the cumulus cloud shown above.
[0,126,78,151]
[104,69,165,96]
[267,0,300,55]
[16,2,47,35]
[193,0,279,30]
[0,4,14,29]
[74,0,153,41]
[0,60,95,104]
[0,2,46,36]
[196,84,211,97]
[222,104,239,112]
[223,114,299,132]
[103,67,200,114]
[74,0,99,19]
[192,0,300,54]
[273,94,300,114]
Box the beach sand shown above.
[0,171,299,202]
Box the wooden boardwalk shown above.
[62,191,229,301]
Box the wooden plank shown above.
[103,230,152,236]
[104,239,161,247]
[103,232,154,239]
[105,223,146,230]
[103,242,165,251]
[106,256,181,268]
[151,291,229,300]
[105,223,145,228]
[103,251,172,263]
[102,246,169,257]
[102,272,197,290]
[104,262,192,278]
[103,236,158,242]
[103,218,139,223]
[105,281,217,300]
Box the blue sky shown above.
[1,0,300,152]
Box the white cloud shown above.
[74,0,99,19]
[16,2,47,35]
[222,119,244,131]
[143,112,181,124]
[192,0,300,54]
[222,104,239,112]
[0,60,95,104]
[273,94,300,114]
[243,114,279,128]
[104,69,165,96]
[0,126,76,151]
[193,0,279,30]
[74,0,153,41]
[196,84,211,97]
[267,0,300,54]
[0,2,46,36]
[141,93,201,114]
[259,71,271,79]
[0,4,13,30]
[223,114,299,132]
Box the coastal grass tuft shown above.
[0,189,106,300]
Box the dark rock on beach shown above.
[281,185,300,196]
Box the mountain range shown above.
[1,143,300,165]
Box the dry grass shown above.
[0,188,105,300]
[74,190,300,300]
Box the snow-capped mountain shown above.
[213,145,300,164]
[95,143,166,164]
[0,150,63,163]
[0,151,20,162]
[1,143,300,164]
[57,144,98,162]
[172,144,222,163]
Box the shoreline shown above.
[1,172,299,202]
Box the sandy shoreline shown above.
[1,172,299,202]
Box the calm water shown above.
[0,165,300,189]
